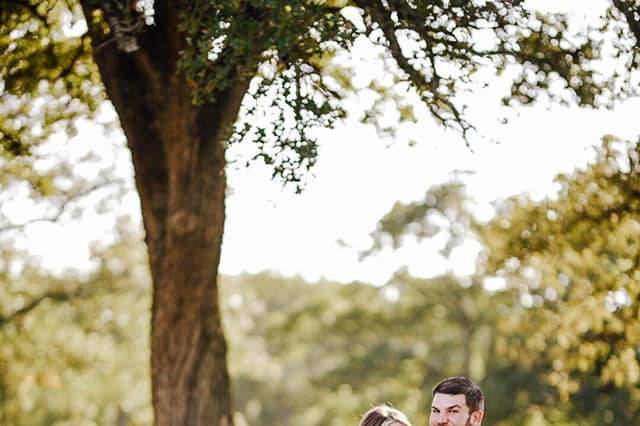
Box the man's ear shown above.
[470,410,484,425]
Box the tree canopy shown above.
[5,0,635,182]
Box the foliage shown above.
[362,179,477,258]
[220,271,542,426]
[1,240,637,426]
[360,140,640,424]
[4,0,633,187]
[0,219,152,425]
[178,0,355,186]
[1,0,103,157]
[482,136,640,424]
[1,1,128,243]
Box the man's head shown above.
[429,376,484,426]
[359,405,412,426]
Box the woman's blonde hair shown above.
[358,405,412,426]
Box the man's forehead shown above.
[431,392,468,409]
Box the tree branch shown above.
[0,287,83,327]
[77,3,171,249]
[612,0,640,49]
[359,0,474,140]
[0,179,124,235]
[57,34,92,81]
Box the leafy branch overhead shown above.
[4,0,638,186]
[172,0,623,183]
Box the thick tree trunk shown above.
[145,90,233,425]
[81,2,248,424]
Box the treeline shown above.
[1,137,639,425]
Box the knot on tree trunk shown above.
[170,210,199,235]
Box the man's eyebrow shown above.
[431,404,462,410]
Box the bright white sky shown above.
[221,96,640,285]
[9,0,640,285]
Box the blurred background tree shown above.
[0,219,152,425]
[482,136,640,425]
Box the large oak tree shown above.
[2,0,639,424]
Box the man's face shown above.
[429,393,483,426]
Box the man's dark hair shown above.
[432,376,484,413]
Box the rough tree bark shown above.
[80,1,248,424]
